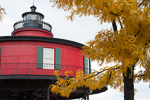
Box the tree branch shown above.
[134,30,140,38]
[118,17,123,29]
[138,0,144,7]
[135,74,144,77]
[84,66,120,80]
[106,71,112,84]
[112,19,118,32]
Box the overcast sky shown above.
[0,0,149,100]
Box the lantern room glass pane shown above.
[23,14,43,21]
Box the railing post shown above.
[26,62,28,75]
[47,89,50,100]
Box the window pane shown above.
[43,48,54,59]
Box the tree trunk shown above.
[123,67,134,100]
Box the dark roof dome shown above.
[22,5,44,20]
[30,5,37,12]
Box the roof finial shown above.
[33,0,34,6]
[31,0,36,12]
[30,5,37,12]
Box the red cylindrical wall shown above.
[0,40,84,76]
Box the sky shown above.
[0,0,149,100]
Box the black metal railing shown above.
[13,20,52,32]
[0,63,95,76]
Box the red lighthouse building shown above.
[0,6,107,100]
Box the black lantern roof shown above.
[22,5,44,19]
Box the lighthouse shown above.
[0,6,107,100]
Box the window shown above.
[84,57,91,74]
[26,15,32,20]
[37,47,61,69]
[43,48,54,69]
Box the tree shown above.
[0,6,5,21]
[49,0,150,100]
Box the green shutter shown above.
[84,56,88,74]
[37,47,43,68]
[89,59,91,73]
[55,48,61,70]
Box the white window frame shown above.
[43,48,54,69]
[85,58,89,74]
